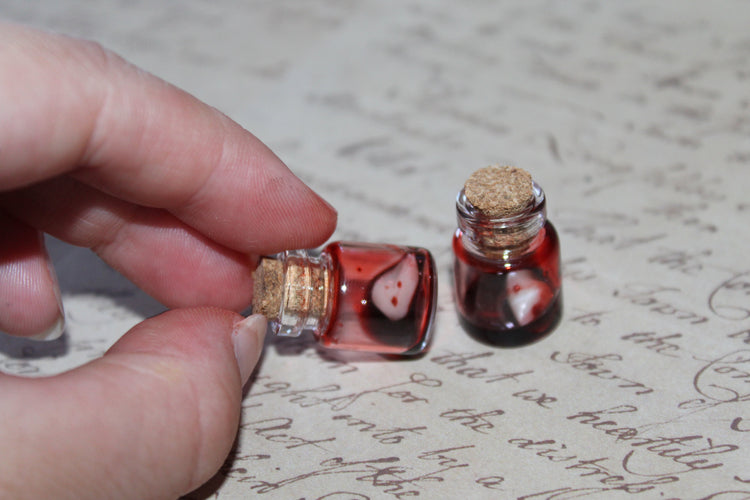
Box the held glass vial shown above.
[253,241,437,355]
[453,166,562,346]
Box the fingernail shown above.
[29,314,66,341]
[232,314,267,385]
[41,233,66,332]
[39,233,64,314]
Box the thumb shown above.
[0,309,266,500]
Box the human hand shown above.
[0,23,336,499]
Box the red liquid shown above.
[453,221,562,347]
[317,242,437,355]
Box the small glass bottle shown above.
[453,166,562,346]
[253,241,437,355]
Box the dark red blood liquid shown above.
[318,242,437,355]
[453,221,562,347]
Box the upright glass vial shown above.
[253,241,437,355]
[453,166,562,346]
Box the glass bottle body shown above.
[453,223,561,346]
[267,241,437,355]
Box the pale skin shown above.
[0,23,337,499]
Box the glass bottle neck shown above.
[456,181,547,260]
[259,249,332,337]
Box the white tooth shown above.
[508,287,541,326]
[506,270,550,326]
[371,254,419,321]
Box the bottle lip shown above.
[456,181,546,226]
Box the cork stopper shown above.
[457,165,545,255]
[464,165,533,217]
[253,258,283,317]
[253,255,329,325]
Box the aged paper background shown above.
[2,1,749,498]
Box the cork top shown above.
[464,165,533,217]
[253,258,283,317]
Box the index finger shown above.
[0,23,336,253]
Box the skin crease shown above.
[0,23,337,499]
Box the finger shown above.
[2,178,256,311]
[0,23,336,254]
[0,309,267,499]
[0,210,64,338]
